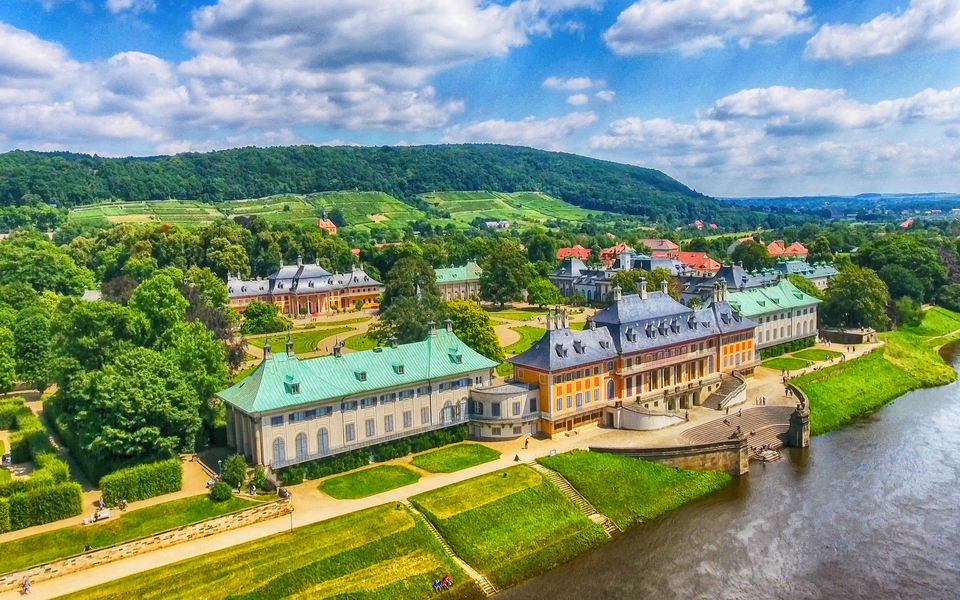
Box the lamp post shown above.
[218,460,222,478]
[289,506,294,533]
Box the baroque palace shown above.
[219,278,760,470]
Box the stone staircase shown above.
[529,462,620,538]
[701,376,744,410]
[401,500,497,597]
[679,406,795,446]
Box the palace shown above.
[219,322,498,468]
[227,257,383,315]
[434,262,482,301]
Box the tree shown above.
[13,305,51,392]
[51,299,142,371]
[164,320,229,406]
[894,297,923,328]
[446,299,505,363]
[646,267,680,300]
[220,453,248,488]
[855,235,947,303]
[822,266,889,330]
[806,236,833,264]
[788,274,824,300]
[877,264,924,302]
[526,278,563,308]
[70,347,201,466]
[731,240,773,272]
[480,240,533,308]
[0,326,16,392]
[570,290,587,306]
[374,257,447,343]
[936,284,960,312]
[0,233,95,296]
[379,257,440,310]
[610,270,642,294]
[129,273,189,346]
[182,267,229,309]
[240,300,291,335]
[525,234,557,265]
[101,275,140,305]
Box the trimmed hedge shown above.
[0,398,27,429]
[100,459,183,505]
[758,336,816,360]
[278,424,469,486]
[0,482,83,533]
[210,482,233,502]
[0,455,70,497]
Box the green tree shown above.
[240,300,291,335]
[374,257,447,343]
[182,266,229,309]
[129,273,190,346]
[0,326,16,392]
[894,297,923,328]
[51,299,141,371]
[855,235,947,303]
[806,236,833,264]
[0,233,95,296]
[610,270,642,295]
[480,240,533,308]
[526,278,563,308]
[525,234,557,265]
[788,274,824,300]
[220,453,248,488]
[164,320,229,405]
[731,240,773,272]
[877,264,924,302]
[446,299,505,363]
[646,267,680,300]
[13,305,51,392]
[936,284,960,312]
[822,266,889,330]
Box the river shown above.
[497,345,960,600]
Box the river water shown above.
[497,345,960,600]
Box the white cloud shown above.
[442,111,598,150]
[543,76,602,90]
[805,0,960,62]
[105,0,155,14]
[595,90,616,103]
[567,93,589,106]
[603,0,813,56]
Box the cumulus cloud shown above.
[806,0,960,62]
[595,90,616,103]
[442,111,598,150]
[603,0,813,56]
[567,93,589,106]
[105,0,155,14]
[543,76,602,90]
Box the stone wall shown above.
[590,437,750,476]
[0,498,291,591]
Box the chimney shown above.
[428,321,437,336]
[296,255,303,267]
[614,284,623,302]
[588,319,596,330]
[660,279,668,294]
[286,335,295,357]
[333,340,343,358]
[546,311,554,331]
[561,310,569,330]
[262,342,272,361]
[719,280,727,302]
[639,278,647,300]
[444,318,453,333]
[389,336,398,349]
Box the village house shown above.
[434,262,482,301]
[675,251,721,277]
[556,244,592,261]
[637,238,680,257]
[227,257,383,315]
[599,242,631,265]
[766,240,808,258]
[316,218,337,236]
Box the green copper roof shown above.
[726,280,821,317]
[218,328,498,414]
[435,262,482,283]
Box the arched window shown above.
[318,428,329,455]
[441,401,454,423]
[606,380,615,400]
[295,433,308,460]
[272,438,285,464]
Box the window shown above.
[290,383,300,394]
[513,401,521,416]
[379,393,398,403]
[341,400,358,411]
[360,397,376,408]
[345,423,355,442]
[594,388,600,402]
[357,371,367,381]
[492,427,501,435]
[555,397,563,412]
[421,407,430,424]
[530,398,538,413]
[607,380,615,400]
[365,419,376,437]
[384,414,394,433]
[454,354,463,364]
[492,402,501,417]
[513,426,522,435]
[606,360,614,371]
[563,373,572,382]
[289,411,305,422]
[566,394,573,409]
[395,364,405,374]
[575,393,583,408]
[403,411,412,428]
[295,433,308,460]
[626,378,633,396]
[318,406,333,417]
[272,438,285,463]
[270,416,283,426]
[593,366,600,375]
[441,402,454,423]
[416,385,431,395]
[318,429,329,454]
[554,376,562,385]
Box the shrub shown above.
[0,397,26,429]
[100,459,183,505]
[0,497,9,533]
[250,467,266,489]
[220,454,248,488]
[6,482,82,530]
[8,412,53,464]
[758,336,816,360]
[279,466,306,486]
[210,482,233,502]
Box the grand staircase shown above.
[529,462,620,538]
[701,375,745,410]
[679,406,795,448]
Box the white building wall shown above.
[754,304,819,349]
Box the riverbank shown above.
[52,454,726,600]
[794,307,960,436]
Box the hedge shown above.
[758,336,816,360]
[100,459,183,505]
[0,398,27,429]
[278,424,469,486]
[1,482,83,533]
[8,412,54,464]
[0,455,70,497]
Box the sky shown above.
[1,0,960,197]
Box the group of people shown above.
[754,396,768,405]
[433,575,452,592]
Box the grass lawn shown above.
[0,495,256,574]
[761,357,809,371]
[794,309,960,436]
[570,321,586,331]
[410,465,607,589]
[321,465,421,499]
[503,326,546,355]
[902,306,960,339]
[57,504,483,600]
[246,326,353,354]
[410,444,501,473]
[538,450,731,530]
[792,349,843,362]
[484,307,548,322]
[344,332,378,351]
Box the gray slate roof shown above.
[227,263,381,299]
[509,326,618,371]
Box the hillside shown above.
[0,144,751,227]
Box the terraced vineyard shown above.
[310,191,424,230]
[421,191,602,226]
[69,201,224,227]
[218,195,318,225]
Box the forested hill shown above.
[0,144,744,226]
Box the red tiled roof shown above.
[637,238,679,251]
[599,242,631,264]
[677,251,721,272]
[557,244,591,260]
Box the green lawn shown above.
[485,308,548,322]
[246,326,353,354]
[321,465,421,499]
[903,306,960,339]
[410,444,501,473]
[792,349,843,362]
[57,504,483,600]
[794,309,960,436]
[761,357,809,371]
[301,316,371,328]
[344,332,378,351]
[538,450,731,530]
[0,495,256,575]
[503,326,546,355]
[570,321,586,331]
[410,465,606,589]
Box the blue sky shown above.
[2,0,960,196]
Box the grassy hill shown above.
[421,191,602,226]
[0,144,760,228]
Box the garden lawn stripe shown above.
[410,444,500,473]
[320,465,420,499]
